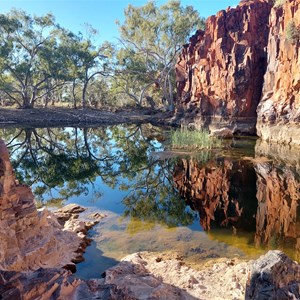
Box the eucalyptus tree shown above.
[113,0,205,110]
[57,27,113,108]
[0,9,68,108]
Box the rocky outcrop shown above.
[257,0,300,145]
[175,0,273,135]
[0,251,248,300]
[103,252,248,300]
[2,249,300,300]
[0,268,82,300]
[173,157,257,231]
[246,250,300,299]
[0,140,98,271]
[176,0,300,144]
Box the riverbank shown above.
[1,123,300,299]
[0,107,175,128]
[2,245,300,299]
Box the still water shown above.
[1,124,300,279]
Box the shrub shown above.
[286,20,300,43]
[170,128,222,150]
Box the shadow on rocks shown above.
[245,250,300,300]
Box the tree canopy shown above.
[113,0,205,110]
[0,1,205,109]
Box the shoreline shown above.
[0,107,175,128]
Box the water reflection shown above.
[1,125,195,227]
[254,140,300,261]
[1,126,300,276]
[173,157,257,232]
[171,140,300,261]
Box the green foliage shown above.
[170,128,222,150]
[286,20,300,43]
[0,9,113,108]
[0,9,63,108]
[113,0,205,109]
[0,3,204,109]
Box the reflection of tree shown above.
[105,125,196,227]
[173,157,257,231]
[121,157,196,228]
[1,125,195,228]
[3,128,101,199]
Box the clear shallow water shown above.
[1,125,300,279]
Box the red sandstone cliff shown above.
[257,0,300,145]
[0,140,94,272]
[175,0,272,135]
[175,0,300,144]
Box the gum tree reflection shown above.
[3,128,100,199]
[98,125,196,227]
[121,156,196,227]
[1,125,195,227]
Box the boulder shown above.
[246,250,300,299]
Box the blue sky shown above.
[1,0,239,43]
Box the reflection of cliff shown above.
[254,141,300,260]
[173,158,257,231]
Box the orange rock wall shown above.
[176,0,300,143]
[257,0,300,144]
[0,140,80,272]
[175,0,272,134]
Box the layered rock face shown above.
[0,140,87,272]
[257,0,300,145]
[176,0,300,144]
[173,157,257,231]
[175,0,272,135]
